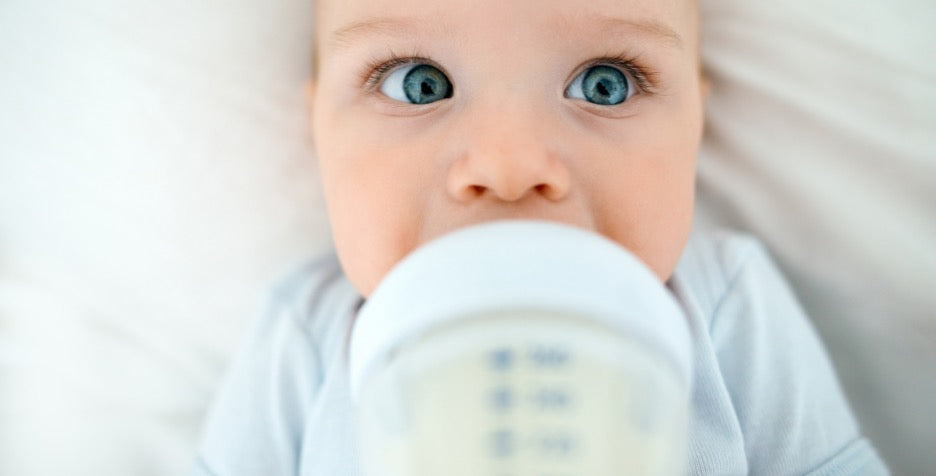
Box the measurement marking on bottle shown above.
[489,429,515,459]
[528,345,570,368]
[488,348,515,371]
[530,431,579,458]
[489,386,514,411]
[529,387,572,410]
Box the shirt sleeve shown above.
[707,240,889,475]
[192,287,325,476]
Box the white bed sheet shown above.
[0,1,328,474]
[696,1,936,473]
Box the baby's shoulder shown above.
[679,228,768,277]
[263,253,362,356]
[669,228,784,327]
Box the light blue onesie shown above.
[194,230,888,475]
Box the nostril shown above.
[470,185,486,197]
[535,183,555,199]
[534,183,565,201]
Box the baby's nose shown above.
[446,116,570,203]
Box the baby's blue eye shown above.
[379,64,453,105]
[566,65,632,105]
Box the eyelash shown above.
[359,50,659,97]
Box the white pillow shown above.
[697,1,936,473]
[0,0,327,474]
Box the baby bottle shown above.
[349,220,692,476]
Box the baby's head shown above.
[308,0,705,296]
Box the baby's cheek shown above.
[333,227,390,298]
[334,196,421,297]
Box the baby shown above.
[195,0,887,474]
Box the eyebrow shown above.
[327,14,683,51]
[329,17,424,51]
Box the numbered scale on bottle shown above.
[356,312,687,476]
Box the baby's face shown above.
[310,0,705,296]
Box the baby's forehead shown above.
[317,0,698,51]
